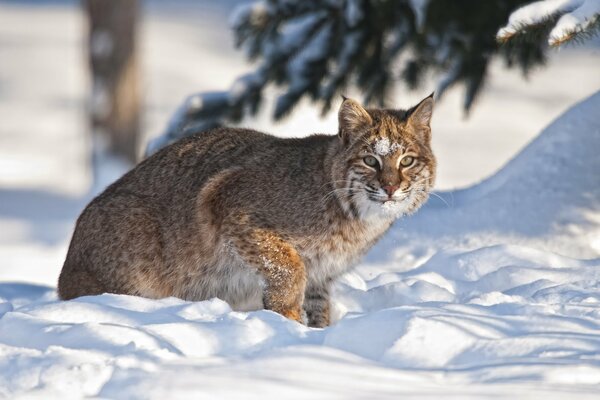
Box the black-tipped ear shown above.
[407,93,434,129]
[338,98,372,143]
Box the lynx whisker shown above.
[411,176,433,186]
[428,191,452,208]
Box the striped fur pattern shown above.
[58,95,436,327]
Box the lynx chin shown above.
[58,94,437,327]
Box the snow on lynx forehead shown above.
[373,138,402,156]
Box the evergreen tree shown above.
[148,0,596,154]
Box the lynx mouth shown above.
[367,196,390,203]
[363,192,413,217]
[368,193,410,204]
[368,195,397,203]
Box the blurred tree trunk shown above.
[84,0,140,164]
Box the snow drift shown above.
[1,92,599,398]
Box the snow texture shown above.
[2,91,600,398]
[550,0,600,44]
[1,2,600,398]
[372,137,402,156]
[497,0,600,46]
[229,0,270,30]
[286,22,333,92]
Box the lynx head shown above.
[331,94,436,219]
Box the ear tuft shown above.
[407,95,434,128]
[338,98,372,142]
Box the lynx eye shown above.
[363,156,379,168]
[399,156,415,167]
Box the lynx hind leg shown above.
[58,262,106,300]
[58,195,169,300]
[304,281,331,328]
[230,227,307,323]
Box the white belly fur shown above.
[183,216,390,310]
[183,256,265,312]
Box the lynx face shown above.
[335,95,437,219]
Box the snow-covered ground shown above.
[1,1,599,398]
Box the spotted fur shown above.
[58,95,436,327]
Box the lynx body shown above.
[58,97,436,327]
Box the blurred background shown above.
[0,0,599,284]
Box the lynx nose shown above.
[382,185,400,197]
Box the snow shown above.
[408,0,430,31]
[2,1,600,398]
[372,137,402,156]
[2,241,600,397]
[286,22,333,90]
[497,0,600,46]
[228,0,270,30]
[2,234,600,397]
[550,0,600,45]
[2,91,600,400]
[345,0,364,28]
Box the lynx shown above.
[58,95,436,327]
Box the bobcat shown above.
[58,95,436,327]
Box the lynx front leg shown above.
[304,280,331,327]
[232,228,307,323]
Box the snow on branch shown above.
[497,0,600,46]
[146,91,229,155]
[147,1,558,156]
